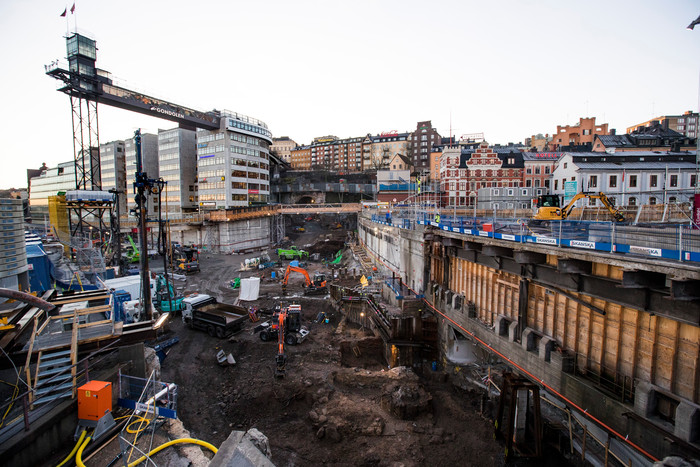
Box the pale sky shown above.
[1,0,699,189]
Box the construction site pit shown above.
[36,226,572,466]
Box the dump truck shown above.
[181,293,247,338]
[276,245,309,260]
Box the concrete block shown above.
[210,429,274,467]
[538,336,556,362]
[634,380,656,418]
[495,315,510,337]
[674,401,700,443]
[508,321,519,342]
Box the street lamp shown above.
[689,14,700,227]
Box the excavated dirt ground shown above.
[46,221,571,466]
[153,224,511,466]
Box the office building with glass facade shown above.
[196,111,272,210]
[158,128,197,214]
[125,133,159,216]
[28,161,77,223]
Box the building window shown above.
[692,175,697,187]
[563,162,568,169]
[649,197,657,205]
[554,180,559,191]
[609,175,617,188]
[650,174,658,188]
[669,196,677,204]
[526,179,532,187]
[669,174,678,188]
[526,168,532,174]
[589,175,597,188]
[629,175,637,188]
[545,166,550,174]
[629,197,637,206]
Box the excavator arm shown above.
[560,192,625,222]
[275,310,287,377]
[282,265,312,287]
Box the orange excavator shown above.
[281,265,327,295]
[257,303,308,377]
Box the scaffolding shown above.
[70,234,106,281]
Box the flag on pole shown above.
[60,7,67,17]
[70,2,75,13]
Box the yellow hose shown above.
[127,438,218,467]
[56,429,87,467]
[114,413,153,434]
[75,435,92,467]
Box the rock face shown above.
[209,428,274,467]
[243,428,272,458]
[380,381,433,420]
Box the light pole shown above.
[688,14,700,226]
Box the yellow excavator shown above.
[533,192,625,222]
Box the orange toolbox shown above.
[77,380,112,421]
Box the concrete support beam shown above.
[513,251,547,264]
[464,241,482,251]
[508,321,519,342]
[538,336,556,362]
[670,279,700,301]
[456,248,476,262]
[557,258,592,275]
[621,270,666,289]
[443,237,462,247]
[634,381,655,418]
[482,245,512,258]
[675,401,700,443]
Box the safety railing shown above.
[367,209,700,264]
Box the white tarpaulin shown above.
[239,277,260,301]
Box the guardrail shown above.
[369,212,700,264]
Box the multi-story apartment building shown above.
[439,143,524,207]
[626,111,699,139]
[525,133,553,152]
[308,136,364,173]
[551,151,698,206]
[521,152,561,190]
[196,111,272,210]
[364,132,411,171]
[28,161,77,223]
[550,117,610,151]
[125,133,159,216]
[271,137,297,164]
[593,123,696,153]
[290,145,312,170]
[99,140,126,216]
[409,121,441,170]
[158,128,196,214]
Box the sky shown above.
[1,0,699,189]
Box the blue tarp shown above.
[26,244,52,293]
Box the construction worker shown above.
[434,214,441,224]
